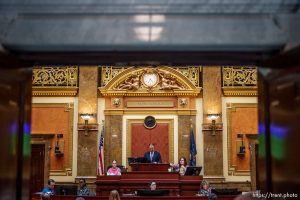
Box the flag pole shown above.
[98,120,105,176]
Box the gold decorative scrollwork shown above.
[116,72,141,90]
[157,70,184,90]
[32,66,78,96]
[101,66,128,86]
[222,66,257,96]
[33,66,78,87]
[99,66,201,97]
[222,66,257,87]
[114,68,185,91]
[173,67,202,87]
[100,66,202,87]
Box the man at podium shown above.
[144,144,162,163]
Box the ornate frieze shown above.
[99,67,201,97]
[100,66,202,87]
[32,66,78,96]
[115,68,184,91]
[173,67,202,87]
[222,66,257,96]
[101,66,128,87]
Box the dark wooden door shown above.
[30,144,45,194]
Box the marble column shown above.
[77,67,98,176]
[202,67,223,176]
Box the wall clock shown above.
[142,73,158,87]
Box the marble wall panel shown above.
[77,130,98,176]
[77,67,98,176]
[104,115,122,169]
[228,105,258,173]
[202,67,223,176]
[178,115,195,164]
[31,105,72,172]
[78,67,98,124]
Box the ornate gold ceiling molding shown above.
[222,87,257,97]
[99,66,201,97]
[32,87,78,97]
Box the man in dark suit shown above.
[144,144,162,163]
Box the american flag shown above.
[98,124,105,175]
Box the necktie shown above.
[150,152,153,162]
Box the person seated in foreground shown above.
[143,143,162,163]
[150,181,157,191]
[170,156,188,176]
[77,178,94,196]
[75,197,85,200]
[136,181,169,196]
[234,192,255,200]
[197,180,217,200]
[41,179,55,200]
[107,160,122,176]
[109,190,121,200]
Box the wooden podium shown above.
[96,171,203,196]
[129,163,170,171]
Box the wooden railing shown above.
[96,171,202,196]
[32,194,238,200]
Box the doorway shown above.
[30,144,45,194]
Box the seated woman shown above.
[107,160,121,176]
[197,180,217,200]
[170,157,188,176]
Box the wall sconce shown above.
[236,133,246,157]
[207,114,221,136]
[80,113,94,135]
[55,134,64,157]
